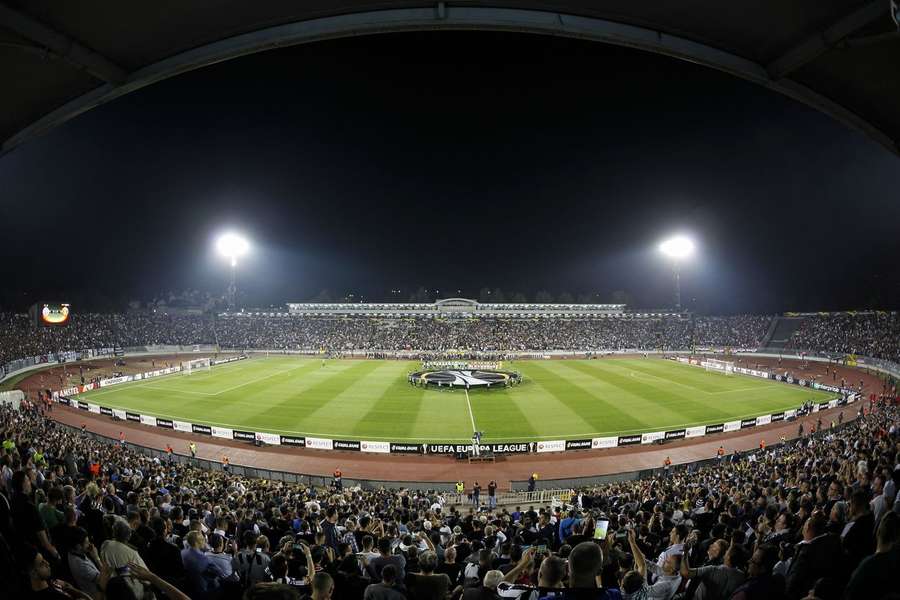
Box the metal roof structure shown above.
[2,1,899,156]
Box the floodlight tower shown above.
[659,236,694,311]
[217,233,249,310]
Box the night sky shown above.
[1,32,898,314]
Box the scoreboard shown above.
[29,302,71,327]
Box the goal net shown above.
[182,357,211,375]
[701,358,735,375]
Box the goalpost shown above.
[701,358,735,375]
[181,357,212,375]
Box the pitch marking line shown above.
[464,388,477,433]
[208,363,309,395]
[82,360,310,399]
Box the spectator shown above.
[364,563,405,600]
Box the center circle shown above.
[408,369,521,388]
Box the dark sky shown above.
[2,32,898,314]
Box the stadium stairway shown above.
[761,315,806,351]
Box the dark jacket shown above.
[785,533,844,600]
[841,512,875,575]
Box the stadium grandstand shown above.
[3,1,899,598]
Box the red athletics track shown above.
[25,356,889,490]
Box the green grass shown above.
[76,357,833,443]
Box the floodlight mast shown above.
[659,236,694,311]
[217,234,249,310]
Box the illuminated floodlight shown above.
[659,236,694,259]
[217,233,249,310]
[217,233,249,261]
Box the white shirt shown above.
[656,543,684,568]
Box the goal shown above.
[181,357,211,375]
[701,358,735,375]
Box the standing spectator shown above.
[488,481,498,510]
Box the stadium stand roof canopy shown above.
[2,1,900,157]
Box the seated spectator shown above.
[844,511,900,600]
[462,569,505,600]
[624,530,682,600]
[406,549,451,599]
[67,527,109,600]
[364,564,405,600]
[680,535,748,600]
[23,547,93,599]
[730,545,785,600]
[181,530,226,598]
[99,517,153,600]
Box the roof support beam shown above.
[0,3,127,83]
[2,6,896,156]
[766,0,889,80]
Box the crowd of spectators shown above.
[2,310,898,370]
[787,313,900,365]
[1,395,898,599]
[0,313,215,367]
[0,312,775,368]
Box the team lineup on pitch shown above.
[76,356,833,443]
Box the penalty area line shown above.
[464,388,478,434]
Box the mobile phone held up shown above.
[594,519,609,540]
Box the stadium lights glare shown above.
[217,233,249,264]
[659,236,694,259]
[217,233,249,310]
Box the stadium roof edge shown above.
[2,2,899,157]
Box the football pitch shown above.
[77,357,832,442]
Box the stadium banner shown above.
[360,441,390,454]
[112,409,127,420]
[819,401,830,410]
[390,443,423,454]
[723,420,742,432]
[305,437,334,450]
[740,418,757,429]
[771,412,785,422]
[255,432,281,446]
[156,418,174,429]
[565,439,592,450]
[77,400,89,410]
[785,409,797,419]
[212,426,233,439]
[333,439,360,451]
[99,406,112,416]
[591,436,618,449]
[686,426,706,438]
[99,375,132,387]
[88,403,101,414]
[641,431,665,444]
[756,415,771,426]
[279,435,306,447]
[132,373,143,381]
[828,399,838,408]
[705,423,724,434]
[423,443,531,455]
[617,435,642,446]
[174,421,192,433]
[140,415,157,427]
[126,412,140,422]
[232,430,255,442]
[58,396,71,406]
[536,440,566,453]
[664,429,686,441]
[191,424,212,435]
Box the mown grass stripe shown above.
[523,361,647,432]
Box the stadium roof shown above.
[2,1,900,157]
